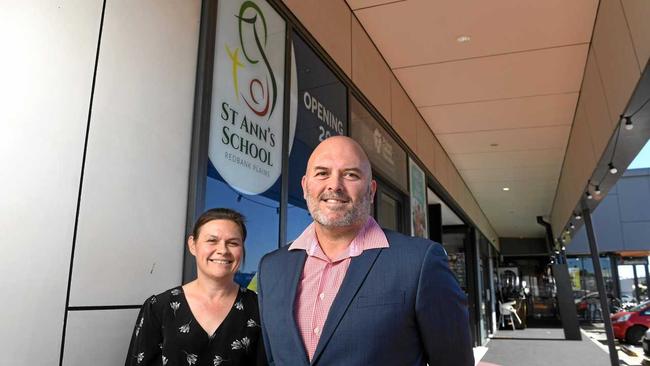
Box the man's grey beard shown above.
[306,185,373,228]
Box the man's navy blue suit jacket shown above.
[257,229,474,365]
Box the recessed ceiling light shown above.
[502,187,510,191]
[456,35,471,43]
[490,143,499,147]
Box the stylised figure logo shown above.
[226,1,277,120]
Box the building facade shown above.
[2,1,649,365]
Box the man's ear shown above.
[370,179,377,203]
[301,175,307,200]
[188,236,197,256]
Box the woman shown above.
[126,208,266,366]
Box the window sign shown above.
[350,97,407,192]
[286,33,347,241]
[209,0,296,195]
[202,0,296,286]
[409,157,428,238]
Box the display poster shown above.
[409,158,428,238]
[209,0,297,195]
[350,98,407,191]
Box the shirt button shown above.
[313,327,320,334]
[319,293,325,300]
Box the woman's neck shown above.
[189,275,238,300]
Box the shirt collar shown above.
[289,217,389,261]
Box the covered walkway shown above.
[477,328,611,366]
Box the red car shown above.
[611,301,650,344]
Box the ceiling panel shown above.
[459,164,561,182]
[346,0,405,11]
[352,0,597,68]
[421,93,577,134]
[346,0,597,238]
[395,44,589,107]
[438,125,571,155]
[451,149,565,170]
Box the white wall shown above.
[0,1,104,364]
[0,1,200,364]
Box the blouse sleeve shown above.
[125,295,163,366]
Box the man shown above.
[258,136,474,365]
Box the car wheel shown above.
[625,325,647,345]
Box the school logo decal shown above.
[209,0,296,195]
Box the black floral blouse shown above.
[126,286,266,366]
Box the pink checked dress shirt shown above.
[289,217,389,360]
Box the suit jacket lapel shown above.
[285,249,310,364]
[310,248,383,364]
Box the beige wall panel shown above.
[551,171,569,236]
[581,49,616,160]
[592,0,641,123]
[415,116,435,172]
[561,135,580,206]
[466,200,478,221]
[351,17,392,120]
[455,185,468,212]
[551,159,573,236]
[621,0,650,70]
[445,161,460,200]
[571,102,597,191]
[448,167,465,204]
[559,124,581,211]
[283,0,352,76]
[461,187,474,217]
[551,202,563,238]
[390,76,417,150]
[434,139,450,188]
[552,103,594,235]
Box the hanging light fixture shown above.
[594,185,602,195]
[574,212,582,220]
[608,162,618,174]
[586,191,593,200]
[622,115,634,130]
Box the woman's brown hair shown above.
[191,208,247,241]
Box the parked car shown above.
[621,294,638,310]
[611,301,650,345]
[643,328,650,356]
[575,292,622,321]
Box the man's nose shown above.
[326,174,344,191]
